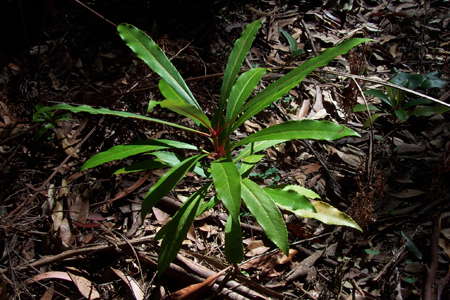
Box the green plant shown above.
[353,71,448,125]
[37,20,368,273]
[280,28,304,57]
[32,104,71,139]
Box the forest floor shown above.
[1,0,449,299]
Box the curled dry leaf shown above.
[59,217,73,247]
[51,199,64,232]
[388,189,425,199]
[27,271,100,299]
[111,268,144,300]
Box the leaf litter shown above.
[0,0,449,299]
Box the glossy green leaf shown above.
[268,185,360,230]
[113,159,166,175]
[234,140,287,161]
[160,99,211,129]
[147,100,161,112]
[293,200,362,231]
[152,151,206,177]
[38,103,207,136]
[239,154,265,176]
[211,161,241,217]
[233,38,371,130]
[233,120,359,149]
[141,154,207,217]
[226,68,267,125]
[209,162,244,263]
[264,188,315,212]
[117,23,201,110]
[81,139,197,170]
[241,178,288,254]
[219,20,262,110]
[157,187,204,273]
[196,194,218,217]
[283,185,321,199]
[225,215,244,263]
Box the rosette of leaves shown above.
[38,20,368,273]
[353,71,448,125]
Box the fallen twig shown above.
[2,235,155,273]
[424,214,441,300]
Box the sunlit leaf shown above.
[152,151,206,177]
[241,178,288,254]
[233,38,371,130]
[211,161,244,262]
[226,68,266,125]
[294,200,362,231]
[160,99,211,129]
[233,120,359,149]
[82,139,197,170]
[38,103,206,136]
[225,215,244,263]
[219,20,262,110]
[239,154,265,176]
[264,188,315,212]
[234,140,287,161]
[117,23,201,109]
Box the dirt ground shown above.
[0,0,449,299]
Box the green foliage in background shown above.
[353,71,448,125]
[37,20,368,273]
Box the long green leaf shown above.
[113,159,166,175]
[241,178,288,254]
[211,161,243,262]
[152,151,206,177]
[264,188,315,212]
[225,215,244,263]
[211,162,241,217]
[239,154,265,176]
[141,154,207,217]
[81,139,197,170]
[160,99,211,129]
[233,120,359,149]
[159,80,211,128]
[157,187,204,273]
[272,185,362,231]
[226,68,266,125]
[233,38,371,130]
[117,23,201,110]
[234,140,287,161]
[293,200,362,231]
[219,20,262,110]
[38,103,208,136]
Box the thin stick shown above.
[352,77,374,183]
[424,214,441,300]
[2,235,155,273]
[322,70,450,108]
[71,0,117,27]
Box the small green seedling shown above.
[280,28,304,57]
[354,71,448,126]
[32,104,71,139]
[38,20,367,273]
